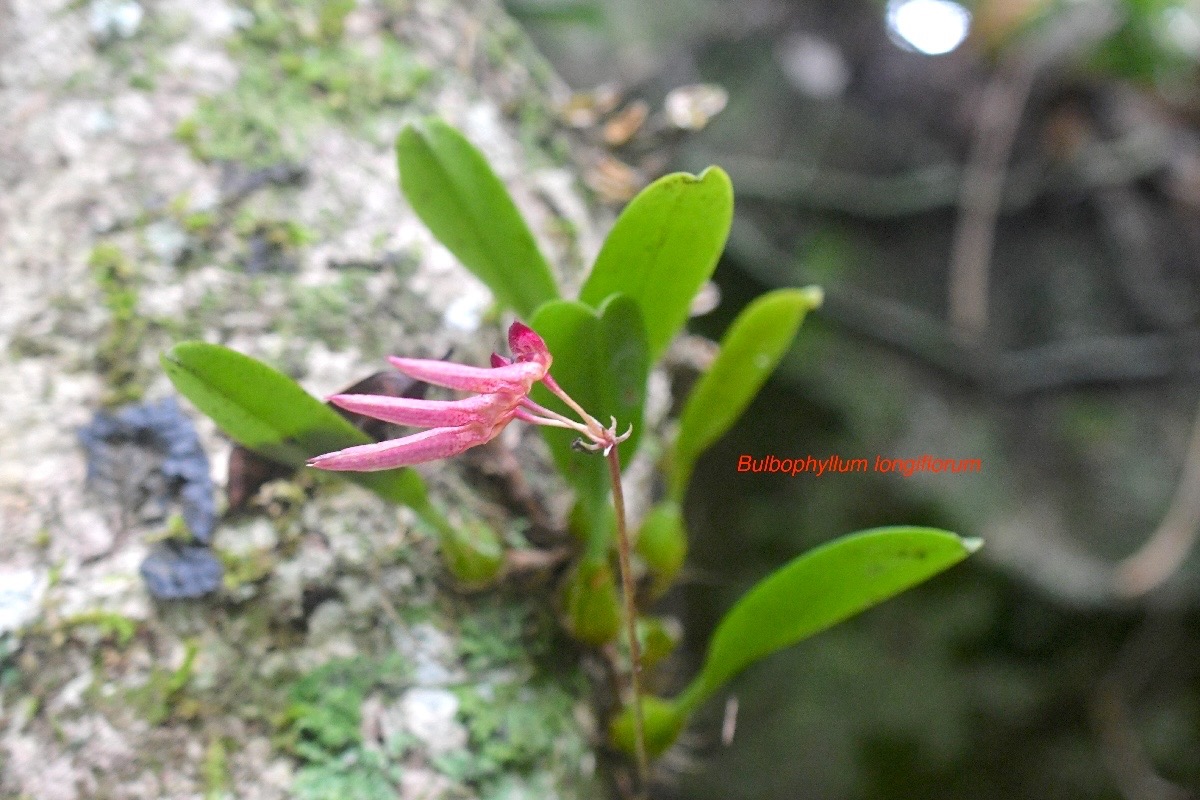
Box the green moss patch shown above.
[90,243,149,406]
[178,0,431,167]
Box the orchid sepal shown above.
[307,423,498,471]
[507,320,552,368]
[328,391,518,428]
[387,355,545,393]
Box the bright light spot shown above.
[887,0,971,56]
[777,32,850,99]
[443,292,490,332]
[1161,6,1200,58]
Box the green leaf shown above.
[529,295,649,540]
[161,341,425,508]
[671,286,823,499]
[579,166,733,361]
[396,117,559,317]
[677,527,980,713]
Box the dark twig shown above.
[1094,185,1194,332]
[684,127,1169,218]
[1116,398,1200,597]
[727,216,1200,396]
[1092,616,1196,800]
[948,1,1124,339]
[948,59,1037,338]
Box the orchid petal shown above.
[328,391,518,428]
[507,321,552,368]
[306,424,494,471]
[387,356,544,393]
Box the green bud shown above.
[636,615,681,671]
[636,500,687,596]
[567,499,591,546]
[559,558,621,645]
[609,694,686,758]
[439,517,504,589]
[568,498,615,551]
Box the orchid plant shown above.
[162,116,979,793]
[305,319,650,772]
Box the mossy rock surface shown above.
[0,1,609,797]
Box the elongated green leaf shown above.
[161,342,425,507]
[671,286,823,499]
[396,118,559,317]
[579,166,732,361]
[677,528,980,713]
[530,295,648,540]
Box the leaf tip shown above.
[695,164,731,185]
[395,116,439,156]
[798,284,824,311]
[693,165,734,202]
[160,341,201,372]
[961,536,984,554]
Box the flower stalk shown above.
[607,444,648,788]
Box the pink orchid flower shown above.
[307,322,630,472]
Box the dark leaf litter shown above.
[78,398,222,599]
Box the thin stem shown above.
[606,446,648,789]
[513,407,584,431]
[544,374,605,437]
[519,397,592,431]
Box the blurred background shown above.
[510,0,1200,797]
